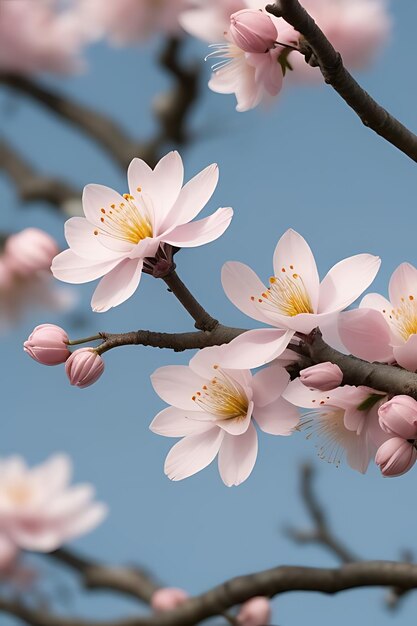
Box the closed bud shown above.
[24,324,70,366]
[299,362,343,392]
[5,228,58,276]
[378,395,417,439]
[229,9,277,53]
[375,437,417,477]
[65,348,104,388]
[237,596,272,626]
[151,587,189,613]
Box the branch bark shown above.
[266,0,417,162]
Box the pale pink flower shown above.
[378,396,417,440]
[150,345,299,486]
[151,588,189,612]
[300,362,343,392]
[283,379,387,473]
[65,349,104,389]
[339,263,417,371]
[0,0,90,75]
[181,0,246,43]
[237,596,272,626]
[230,9,279,53]
[52,151,233,312]
[24,324,70,366]
[0,454,107,552]
[221,229,380,369]
[376,437,417,478]
[5,228,58,277]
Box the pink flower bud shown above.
[375,437,417,477]
[151,587,189,613]
[5,228,58,277]
[237,596,272,626]
[24,324,70,366]
[229,9,277,53]
[299,362,343,392]
[378,396,417,440]
[65,348,104,388]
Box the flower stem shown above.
[162,270,218,332]
[67,334,103,346]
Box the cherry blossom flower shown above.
[150,345,299,486]
[151,588,189,612]
[0,455,107,552]
[24,324,70,366]
[283,379,387,473]
[0,0,90,75]
[221,229,380,369]
[65,349,105,388]
[300,362,343,392]
[237,596,272,626]
[5,228,58,277]
[376,438,417,477]
[339,263,417,372]
[52,151,233,312]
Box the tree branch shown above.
[266,0,417,162]
[162,270,219,331]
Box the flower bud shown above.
[375,437,417,477]
[230,9,277,53]
[65,348,104,388]
[24,324,70,366]
[299,362,343,392]
[378,395,417,440]
[5,228,58,277]
[151,588,189,613]
[237,596,272,626]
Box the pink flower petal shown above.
[163,207,233,248]
[282,377,328,408]
[273,229,320,314]
[252,365,291,407]
[150,406,215,437]
[91,258,143,312]
[151,365,206,411]
[82,184,126,227]
[161,163,219,231]
[318,254,381,314]
[389,262,417,307]
[164,428,224,481]
[218,423,258,487]
[338,308,393,362]
[51,249,122,284]
[61,502,108,541]
[220,328,294,369]
[254,397,299,435]
[64,217,128,260]
[393,335,417,371]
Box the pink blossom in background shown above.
[79,0,187,44]
[150,345,299,486]
[65,348,105,388]
[283,379,388,473]
[300,362,343,392]
[0,0,91,75]
[237,596,272,626]
[24,324,70,366]
[0,454,107,552]
[220,229,380,369]
[52,151,233,312]
[151,587,189,612]
[5,228,58,277]
[339,263,417,372]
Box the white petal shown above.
[218,424,258,487]
[164,428,224,481]
[91,258,143,312]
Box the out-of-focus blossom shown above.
[24,324,70,366]
[65,348,104,388]
[229,9,279,53]
[52,151,233,312]
[0,454,107,552]
[151,587,189,612]
[339,263,417,372]
[220,229,380,369]
[300,362,343,392]
[79,0,187,44]
[237,596,272,626]
[5,229,58,277]
[283,379,387,473]
[0,0,91,75]
[150,345,298,486]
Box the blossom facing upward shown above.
[150,345,299,486]
[0,455,107,552]
[339,263,417,372]
[221,229,380,369]
[52,151,233,312]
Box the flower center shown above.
[384,295,417,341]
[192,366,249,420]
[251,266,314,317]
[93,193,153,245]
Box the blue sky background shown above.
[1,2,417,624]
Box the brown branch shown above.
[0,137,78,209]
[50,548,159,604]
[162,270,219,331]
[266,0,417,162]
[4,561,417,626]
